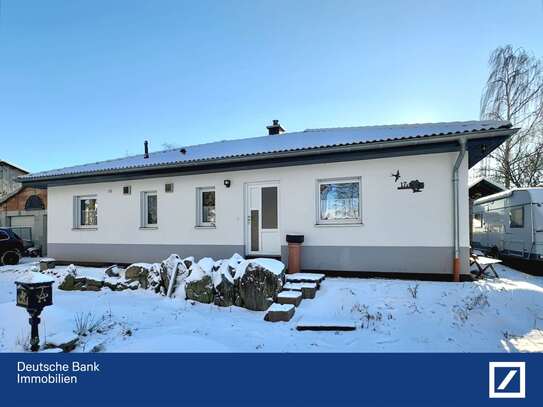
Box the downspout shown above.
[452,138,467,282]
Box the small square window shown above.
[196,187,215,227]
[316,177,361,225]
[123,186,132,195]
[165,183,174,193]
[74,196,98,228]
[141,191,158,227]
[509,207,524,228]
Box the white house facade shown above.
[20,120,518,278]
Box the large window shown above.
[74,196,97,228]
[509,206,524,228]
[141,191,158,227]
[317,178,361,224]
[197,187,216,227]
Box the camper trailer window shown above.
[317,177,361,224]
[509,207,524,228]
[473,213,483,228]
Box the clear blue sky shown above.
[1,0,542,173]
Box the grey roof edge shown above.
[19,126,518,185]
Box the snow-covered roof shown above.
[468,176,505,191]
[21,120,512,182]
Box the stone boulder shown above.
[44,332,79,352]
[58,274,76,290]
[104,265,122,277]
[235,259,285,311]
[185,263,214,303]
[125,263,163,293]
[212,261,236,307]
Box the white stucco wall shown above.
[47,151,469,250]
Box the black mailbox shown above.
[15,272,54,352]
[16,282,53,309]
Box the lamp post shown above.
[15,272,54,352]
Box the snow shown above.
[15,271,54,284]
[277,291,303,299]
[197,257,214,274]
[44,331,78,347]
[22,120,509,180]
[267,304,294,312]
[1,259,543,352]
[250,258,285,275]
[284,282,317,290]
[233,258,285,280]
[185,263,206,283]
[286,273,325,282]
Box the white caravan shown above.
[472,188,543,260]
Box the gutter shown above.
[19,128,517,185]
[452,138,466,282]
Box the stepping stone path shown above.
[264,273,326,322]
[283,282,318,299]
[276,290,303,307]
[286,272,325,288]
[296,320,357,332]
[264,304,296,322]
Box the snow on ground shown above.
[1,259,542,352]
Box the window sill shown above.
[139,226,159,230]
[314,222,363,227]
[72,227,98,231]
[195,225,216,229]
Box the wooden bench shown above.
[470,255,501,278]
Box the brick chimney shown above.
[266,119,285,135]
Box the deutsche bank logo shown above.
[489,362,526,398]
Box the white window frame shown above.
[315,177,362,225]
[196,187,216,227]
[141,191,158,228]
[74,195,98,229]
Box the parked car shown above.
[472,188,543,261]
[0,227,25,265]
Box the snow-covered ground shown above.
[1,258,542,352]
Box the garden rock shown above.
[44,332,79,352]
[104,265,122,277]
[39,258,56,271]
[213,261,236,307]
[185,263,214,303]
[236,260,285,311]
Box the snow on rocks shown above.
[51,253,287,312]
[39,258,56,271]
[212,260,236,307]
[276,290,303,307]
[264,303,295,322]
[283,282,318,299]
[236,259,285,311]
[185,262,214,304]
[44,332,79,352]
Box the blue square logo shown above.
[489,362,526,398]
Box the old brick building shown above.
[0,186,47,255]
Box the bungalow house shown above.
[19,120,517,280]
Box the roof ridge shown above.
[304,119,510,133]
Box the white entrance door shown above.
[245,182,280,256]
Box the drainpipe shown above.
[452,138,467,282]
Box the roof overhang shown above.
[20,127,518,188]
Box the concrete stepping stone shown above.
[283,282,318,299]
[286,273,325,287]
[276,290,303,307]
[264,303,295,322]
[296,320,357,332]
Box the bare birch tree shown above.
[479,45,543,188]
